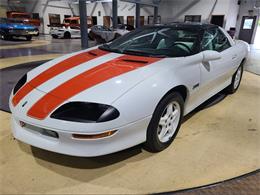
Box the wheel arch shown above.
[162,85,189,103]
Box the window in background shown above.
[185,15,201,23]
[49,14,61,25]
[32,13,39,19]
[64,15,71,19]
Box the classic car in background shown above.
[0,18,39,40]
[7,11,40,27]
[89,24,133,43]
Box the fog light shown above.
[72,130,117,140]
[19,121,26,127]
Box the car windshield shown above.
[0,18,23,24]
[12,14,30,19]
[99,26,201,57]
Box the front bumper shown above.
[11,116,150,157]
[8,29,39,36]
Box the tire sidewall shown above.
[230,64,244,93]
[64,32,71,39]
[146,92,184,152]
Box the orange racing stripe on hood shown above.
[12,49,108,107]
[27,55,162,120]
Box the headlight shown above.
[50,102,120,123]
[13,74,27,95]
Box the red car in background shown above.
[7,11,40,27]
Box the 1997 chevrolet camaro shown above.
[10,23,249,157]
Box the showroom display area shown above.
[0,0,260,194]
[0,71,259,194]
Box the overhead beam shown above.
[120,0,159,7]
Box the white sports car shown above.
[50,26,91,39]
[10,23,249,157]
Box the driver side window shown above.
[202,28,231,52]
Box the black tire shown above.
[88,34,94,41]
[52,34,58,39]
[3,34,11,40]
[26,35,32,41]
[64,32,71,39]
[0,32,5,40]
[226,63,244,94]
[144,92,184,152]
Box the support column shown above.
[153,6,158,24]
[135,3,140,28]
[112,0,118,28]
[79,0,88,49]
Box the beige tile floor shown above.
[0,67,259,194]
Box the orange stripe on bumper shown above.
[12,49,108,107]
[27,55,162,120]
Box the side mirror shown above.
[202,50,221,62]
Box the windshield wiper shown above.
[123,49,167,58]
[99,44,122,53]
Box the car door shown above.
[70,26,81,38]
[199,27,237,99]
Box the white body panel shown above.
[10,27,249,157]
[50,27,90,38]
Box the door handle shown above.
[232,55,237,60]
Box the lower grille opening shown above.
[19,121,59,139]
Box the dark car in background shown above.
[0,18,39,41]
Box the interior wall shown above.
[235,0,260,40]
[25,0,79,34]
[87,1,154,26]
[158,0,240,30]
[0,6,7,18]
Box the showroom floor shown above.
[0,36,259,194]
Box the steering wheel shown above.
[170,42,192,53]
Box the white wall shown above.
[25,0,79,34]
[158,0,240,30]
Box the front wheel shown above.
[26,35,32,41]
[226,63,244,94]
[145,92,184,152]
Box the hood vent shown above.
[122,59,148,64]
[88,51,98,56]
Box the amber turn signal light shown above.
[72,130,117,140]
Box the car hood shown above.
[14,48,168,119]
[5,23,36,29]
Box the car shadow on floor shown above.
[17,91,228,170]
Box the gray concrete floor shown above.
[245,45,260,75]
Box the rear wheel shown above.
[64,32,71,39]
[145,92,184,152]
[226,63,244,94]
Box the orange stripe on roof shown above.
[12,49,108,107]
[27,55,162,120]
